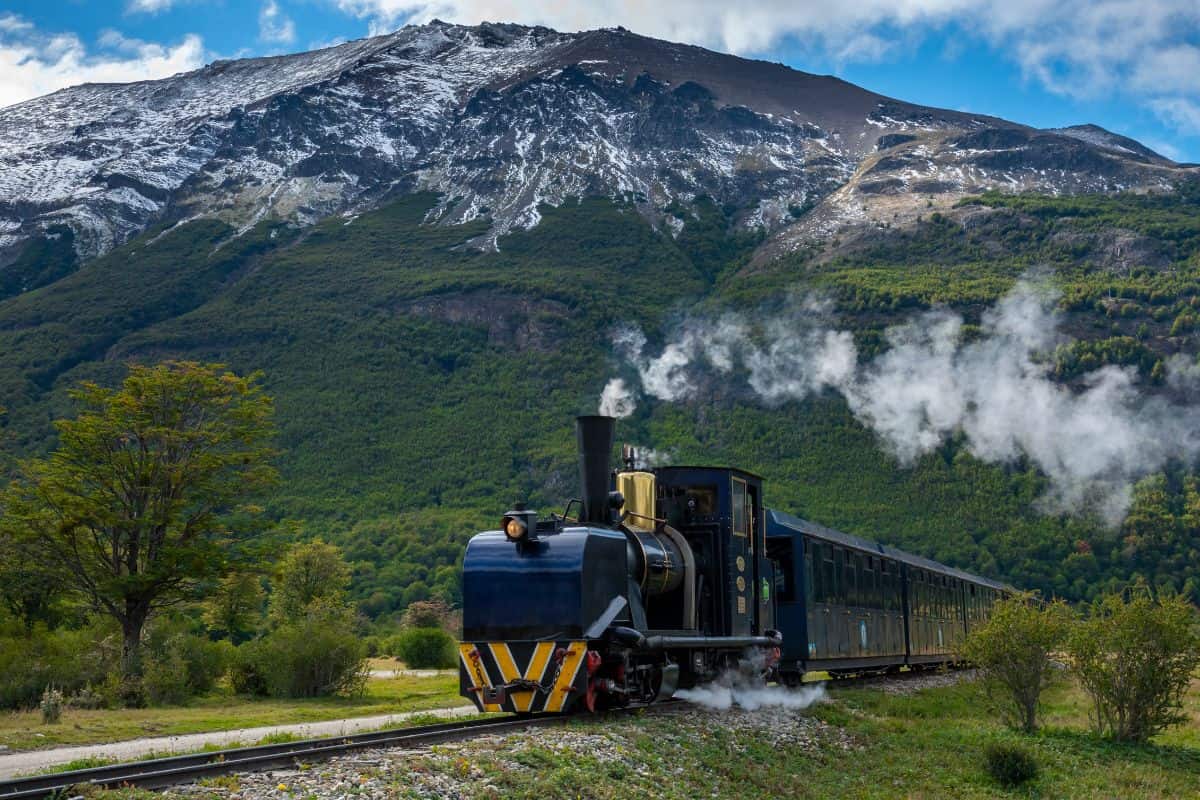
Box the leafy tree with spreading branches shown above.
[0,362,276,702]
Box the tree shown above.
[268,539,351,625]
[400,598,455,630]
[0,362,276,699]
[1068,587,1200,741]
[961,594,1073,733]
[202,572,265,643]
[239,540,366,698]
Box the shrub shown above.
[40,687,64,724]
[229,644,269,696]
[0,623,118,709]
[1068,589,1200,741]
[142,622,233,704]
[394,627,457,669]
[143,649,190,706]
[67,685,106,710]
[961,594,1073,733]
[247,601,367,698]
[983,742,1039,788]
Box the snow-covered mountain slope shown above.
[0,20,1194,266]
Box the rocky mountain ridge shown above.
[0,20,1193,268]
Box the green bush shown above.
[229,644,269,696]
[143,649,191,706]
[961,594,1073,733]
[983,742,1039,787]
[246,601,367,698]
[141,623,233,704]
[394,627,457,669]
[0,624,117,709]
[1068,589,1200,741]
[40,687,64,724]
[67,685,106,710]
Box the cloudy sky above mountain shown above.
[2,0,1198,161]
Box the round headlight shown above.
[504,517,527,540]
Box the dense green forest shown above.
[2,186,1199,619]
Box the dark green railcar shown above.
[766,510,1008,681]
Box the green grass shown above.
[382,678,1200,799]
[0,673,464,751]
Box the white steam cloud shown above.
[603,278,1200,525]
[676,680,826,711]
[599,377,637,418]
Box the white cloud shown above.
[332,0,1200,138]
[0,14,205,109]
[1149,98,1200,137]
[126,0,177,13]
[1143,138,1185,162]
[260,0,297,45]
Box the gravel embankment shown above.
[168,705,855,799]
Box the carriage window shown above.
[731,478,748,538]
[803,541,814,606]
[862,557,875,608]
[845,553,858,607]
[767,538,795,602]
[821,548,836,605]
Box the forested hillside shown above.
[2,186,1199,618]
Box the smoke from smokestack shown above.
[600,277,1200,525]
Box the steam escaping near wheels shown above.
[675,675,827,711]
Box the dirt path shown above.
[368,668,455,679]
[0,704,477,780]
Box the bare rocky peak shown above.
[0,20,1193,266]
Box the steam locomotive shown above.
[458,416,1007,714]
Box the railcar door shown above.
[729,477,753,636]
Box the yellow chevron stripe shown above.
[517,642,556,713]
[486,642,558,712]
[488,643,521,683]
[543,641,588,713]
[487,643,522,711]
[459,643,501,712]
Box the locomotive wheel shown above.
[779,672,804,688]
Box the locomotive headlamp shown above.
[504,517,527,540]
[501,506,538,544]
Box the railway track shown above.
[0,713,579,800]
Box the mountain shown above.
[1,22,1199,615]
[0,21,1192,272]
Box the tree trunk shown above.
[120,609,149,706]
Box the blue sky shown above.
[2,0,1198,162]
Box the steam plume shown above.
[602,278,1200,524]
[599,377,637,418]
[676,680,826,711]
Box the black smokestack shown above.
[576,415,616,525]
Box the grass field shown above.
[0,673,464,752]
